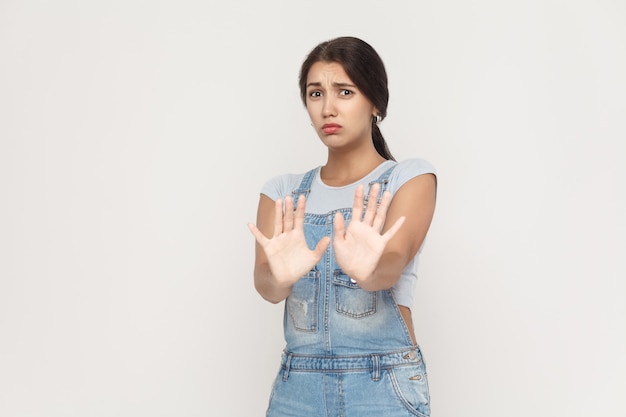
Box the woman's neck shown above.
[320,151,388,187]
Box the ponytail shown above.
[372,119,395,161]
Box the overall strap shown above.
[364,163,397,207]
[291,167,318,209]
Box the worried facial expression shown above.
[305,61,378,152]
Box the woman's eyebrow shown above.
[332,82,356,88]
[306,81,356,88]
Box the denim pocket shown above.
[388,362,430,417]
[333,270,376,318]
[287,269,320,331]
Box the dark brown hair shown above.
[299,36,395,161]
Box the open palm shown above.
[333,184,405,283]
[249,195,330,286]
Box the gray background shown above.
[1,0,624,415]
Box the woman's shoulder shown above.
[394,158,437,175]
[387,158,437,193]
[259,167,319,201]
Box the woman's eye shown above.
[339,89,353,96]
[309,91,322,98]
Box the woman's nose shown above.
[322,97,336,117]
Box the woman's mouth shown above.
[322,123,342,134]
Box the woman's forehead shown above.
[307,61,353,84]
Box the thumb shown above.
[313,236,331,258]
[247,222,268,245]
[333,211,346,238]
[382,216,406,243]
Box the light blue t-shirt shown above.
[260,158,436,308]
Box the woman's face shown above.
[305,61,377,152]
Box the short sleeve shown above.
[388,159,437,195]
[259,173,303,202]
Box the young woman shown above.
[248,36,437,417]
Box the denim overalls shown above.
[266,166,431,417]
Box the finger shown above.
[273,198,284,237]
[247,222,269,246]
[351,184,365,222]
[293,194,306,230]
[372,190,392,231]
[283,195,294,231]
[362,183,380,224]
[381,216,406,243]
[313,236,331,259]
[333,211,346,239]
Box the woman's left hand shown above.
[333,183,405,285]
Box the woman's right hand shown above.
[249,195,330,300]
